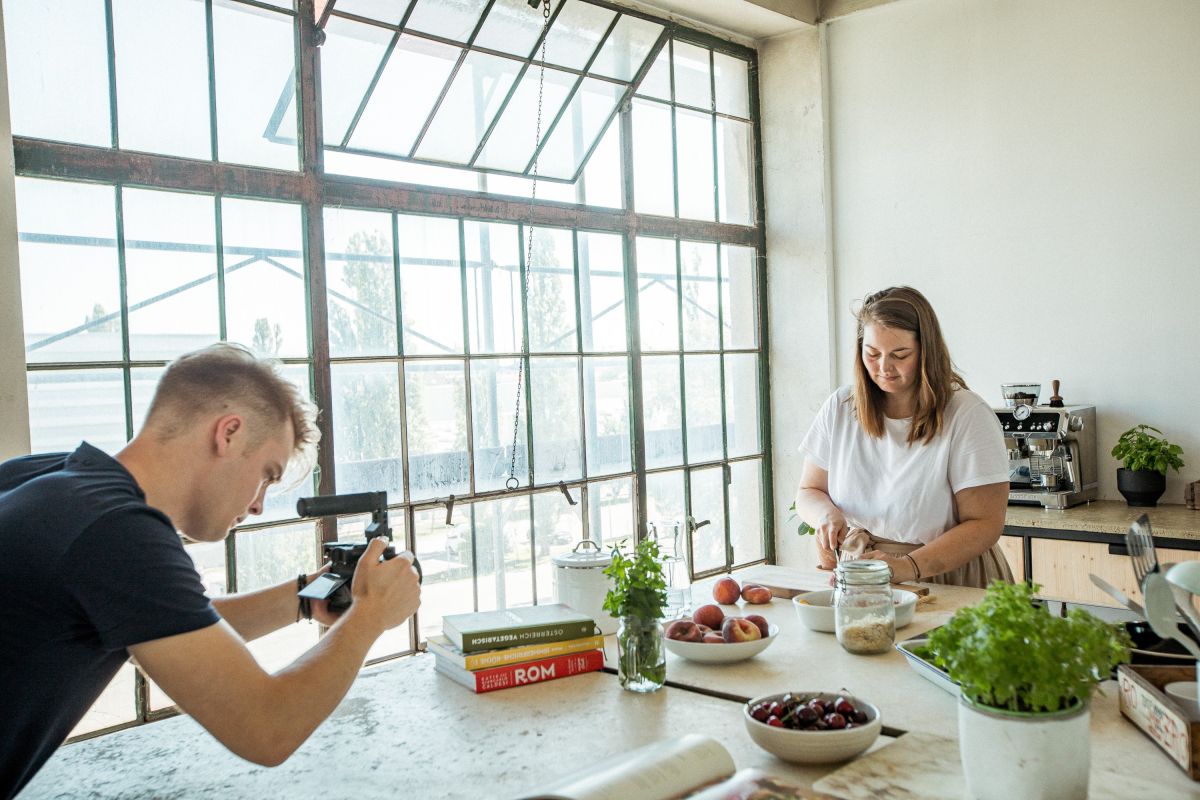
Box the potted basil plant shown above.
[1111,424,1185,507]
[925,581,1130,800]
[603,536,668,693]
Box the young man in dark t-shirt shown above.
[0,344,422,800]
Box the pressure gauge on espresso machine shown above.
[1013,404,1032,422]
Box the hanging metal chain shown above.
[507,0,552,491]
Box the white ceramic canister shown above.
[553,540,618,635]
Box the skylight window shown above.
[316,0,666,182]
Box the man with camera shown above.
[0,343,422,800]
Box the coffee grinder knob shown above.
[1068,414,1084,432]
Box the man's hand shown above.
[346,538,421,635]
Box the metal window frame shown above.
[12,0,770,739]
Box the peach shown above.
[695,624,712,635]
[722,616,762,643]
[745,614,770,638]
[702,632,725,643]
[665,619,703,642]
[713,577,741,605]
[742,586,773,605]
[693,603,726,629]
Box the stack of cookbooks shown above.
[428,603,605,693]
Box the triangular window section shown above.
[307,0,667,183]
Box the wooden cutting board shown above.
[739,564,930,598]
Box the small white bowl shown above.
[743,691,882,763]
[1165,681,1200,715]
[663,625,780,663]
[793,588,918,633]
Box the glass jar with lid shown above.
[834,559,896,655]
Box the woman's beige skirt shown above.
[841,529,1014,589]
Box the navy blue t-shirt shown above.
[0,443,219,800]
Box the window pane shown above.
[689,465,726,573]
[530,356,582,483]
[246,621,320,673]
[676,107,715,222]
[680,240,719,351]
[16,179,120,364]
[632,98,674,216]
[672,40,711,110]
[527,227,576,353]
[122,188,219,361]
[221,198,308,358]
[113,0,211,159]
[713,52,749,119]
[541,2,614,72]
[465,221,523,354]
[405,360,469,500]
[335,0,411,25]
[235,521,318,593]
[471,495,534,610]
[635,237,678,352]
[325,208,398,358]
[590,15,662,82]
[577,231,625,352]
[406,0,488,41]
[583,356,630,476]
[414,51,521,165]
[587,476,632,550]
[213,0,298,169]
[533,490,581,589]
[470,358,528,493]
[641,354,682,469]
[332,362,404,499]
[399,215,464,355]
[4,0,111,146]
[71,663,136,738]
[725,353,761,458]
[325,148,480,191]
[717,117,754,226]
[129,366,165,434]
[684,354,722,464]
[634,46,670,101]
[536,77,622,181]
[27,370,127,455]
[721,245,757,349]
[730,459,764,565]
[186,537,228,597]
[321,16,395,146]
[260,364,316,522]
[475,66,575,173]
[581,122,622,209]
[645,469,683,529]
[474,0,563,58]
[414,506,476,642]
[349,35,458,157]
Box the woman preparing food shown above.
[794,286,1012,587]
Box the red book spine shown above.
[467,650,604,693]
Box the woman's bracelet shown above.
[903,553,922,582]
[297,573,312,622]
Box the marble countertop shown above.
[1005,500,1200,539]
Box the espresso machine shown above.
[995,402,1099,509]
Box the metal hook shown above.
[557,481,577,506]
[445,495,455,526]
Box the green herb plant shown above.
[603,537,668,689]
[926,581,1130,714]
[786,501,816,536]
[1111,424,1185,475]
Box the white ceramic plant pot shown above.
[958,695,1090,800]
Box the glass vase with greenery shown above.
[603,536,668,692]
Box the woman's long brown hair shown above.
[851,286,966,445]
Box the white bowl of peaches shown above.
[663,577,778,663]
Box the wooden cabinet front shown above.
[997,534,1025,581]
[1030,538,1200,606]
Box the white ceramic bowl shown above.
[743,691,882,764]
[792,588,918,633]
[663,624,779,663]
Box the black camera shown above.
[295,492,422,613]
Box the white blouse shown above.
[800,385,1008,545]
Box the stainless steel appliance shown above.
[995,403,1098,509]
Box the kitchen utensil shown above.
[1088,573,1146,617]
[1141,572,1200,661]
[1125,513,1158,587]
[1166,562,1200,644]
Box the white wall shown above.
[825,0,1200,503]
[0,6,30,460]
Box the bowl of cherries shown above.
[743,691,881,764]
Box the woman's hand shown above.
[814,509,849,569]
[862,549,919,583]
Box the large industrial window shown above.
[4,0,768,739]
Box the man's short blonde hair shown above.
[146,343,320,476]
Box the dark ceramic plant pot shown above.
[1117,468,1166,507]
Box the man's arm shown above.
[211,565,332,642]
[129,539,419,766]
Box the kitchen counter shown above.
[25,570,1200,799]
[1006,500,1200,540]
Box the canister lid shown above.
[552,539,612,568]
[835,559,891,586]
